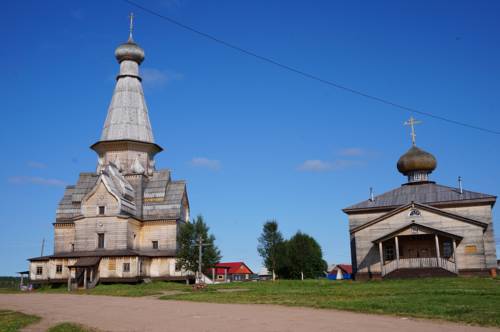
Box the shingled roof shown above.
[344,182,496,213]
[55,168,187,222]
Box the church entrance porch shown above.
[67,257,101,291]
[373,223,462,278]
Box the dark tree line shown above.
[258,220,327,279]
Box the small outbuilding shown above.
[209,262,254,282]
[328,264,353,280]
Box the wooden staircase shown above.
[384,267,457,279]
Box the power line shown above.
[122,0,500,136]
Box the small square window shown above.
[36,266,43,275]
[56,265,63,274]
[123,262,130,272]
[152,241,159,249]
[98,206,105,215]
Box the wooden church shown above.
[343,119,497,279]
[28,21,191,289]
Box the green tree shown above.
[257,220,284,279]
[176,215,221,274]
[281,232,327,279]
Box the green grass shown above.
[38,280,189,297]
[159,277,500,327]
[47,322,99,332]
[0,310,40,332]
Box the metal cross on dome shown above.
[129,12,134,41]
[404,116,422,146]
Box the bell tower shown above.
[91,14,162,176]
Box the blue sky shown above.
[1,0,499,275]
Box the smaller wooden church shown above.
[343,119,497,279]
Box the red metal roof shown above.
[329,264,352,274]
[337,264,352,274]
[209,262,254,275]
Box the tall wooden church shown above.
[29,23,191,288]
[343,119,497,279]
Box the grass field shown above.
[6,277,500,327]
[157,278,500,327]
[0,310,40,332]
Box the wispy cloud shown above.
[297,160,333,172]
[27,161,47,169]
[142,68,183,88]
[8,176,66,187]
[338,147,366,157]
[297,159,364,172]
[189,158,221,171]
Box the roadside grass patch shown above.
[159,277,500,327]
[47,322,100,332]
[0,310,40,332]
[38,280,190,297]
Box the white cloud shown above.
[297,159,364,172]
[142,68,183,87]
[27,161,47,169]
[297,160,333,172]
[189,158,221,171]
[8,176,66,187]
[338,148,366,157]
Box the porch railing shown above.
[382,257,457,276]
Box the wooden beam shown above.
[434,234,440,267]
[83,268,88,289]
[378,242,384,276]
[395,236,400,270]
[67,268,71,292]
[452,239,458,273]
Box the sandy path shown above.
[0,293,497,332]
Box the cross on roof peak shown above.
[404,116,422,146]
[128,12,134,42]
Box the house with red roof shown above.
[328,264,353,280]
[208,262,254,282]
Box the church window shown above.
[384,245,395,261]
[443,241,453,258]
[98,233,105,249]
[36,266,43,275]
[123,263,130,272]
[152,241,159,249]
[56,265,63,274]
[409,208,421,217]
[98,206,106,215]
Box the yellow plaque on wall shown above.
[464,245,477,254]
[108,258,116,271]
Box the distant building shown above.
[328,264,353,280]
[28,21,191,289]
[343,118,497,280]
[209,262,254,282]
[258,267,272,281]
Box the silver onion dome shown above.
[115,38,145,64]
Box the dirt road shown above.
[0,293,496,332]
